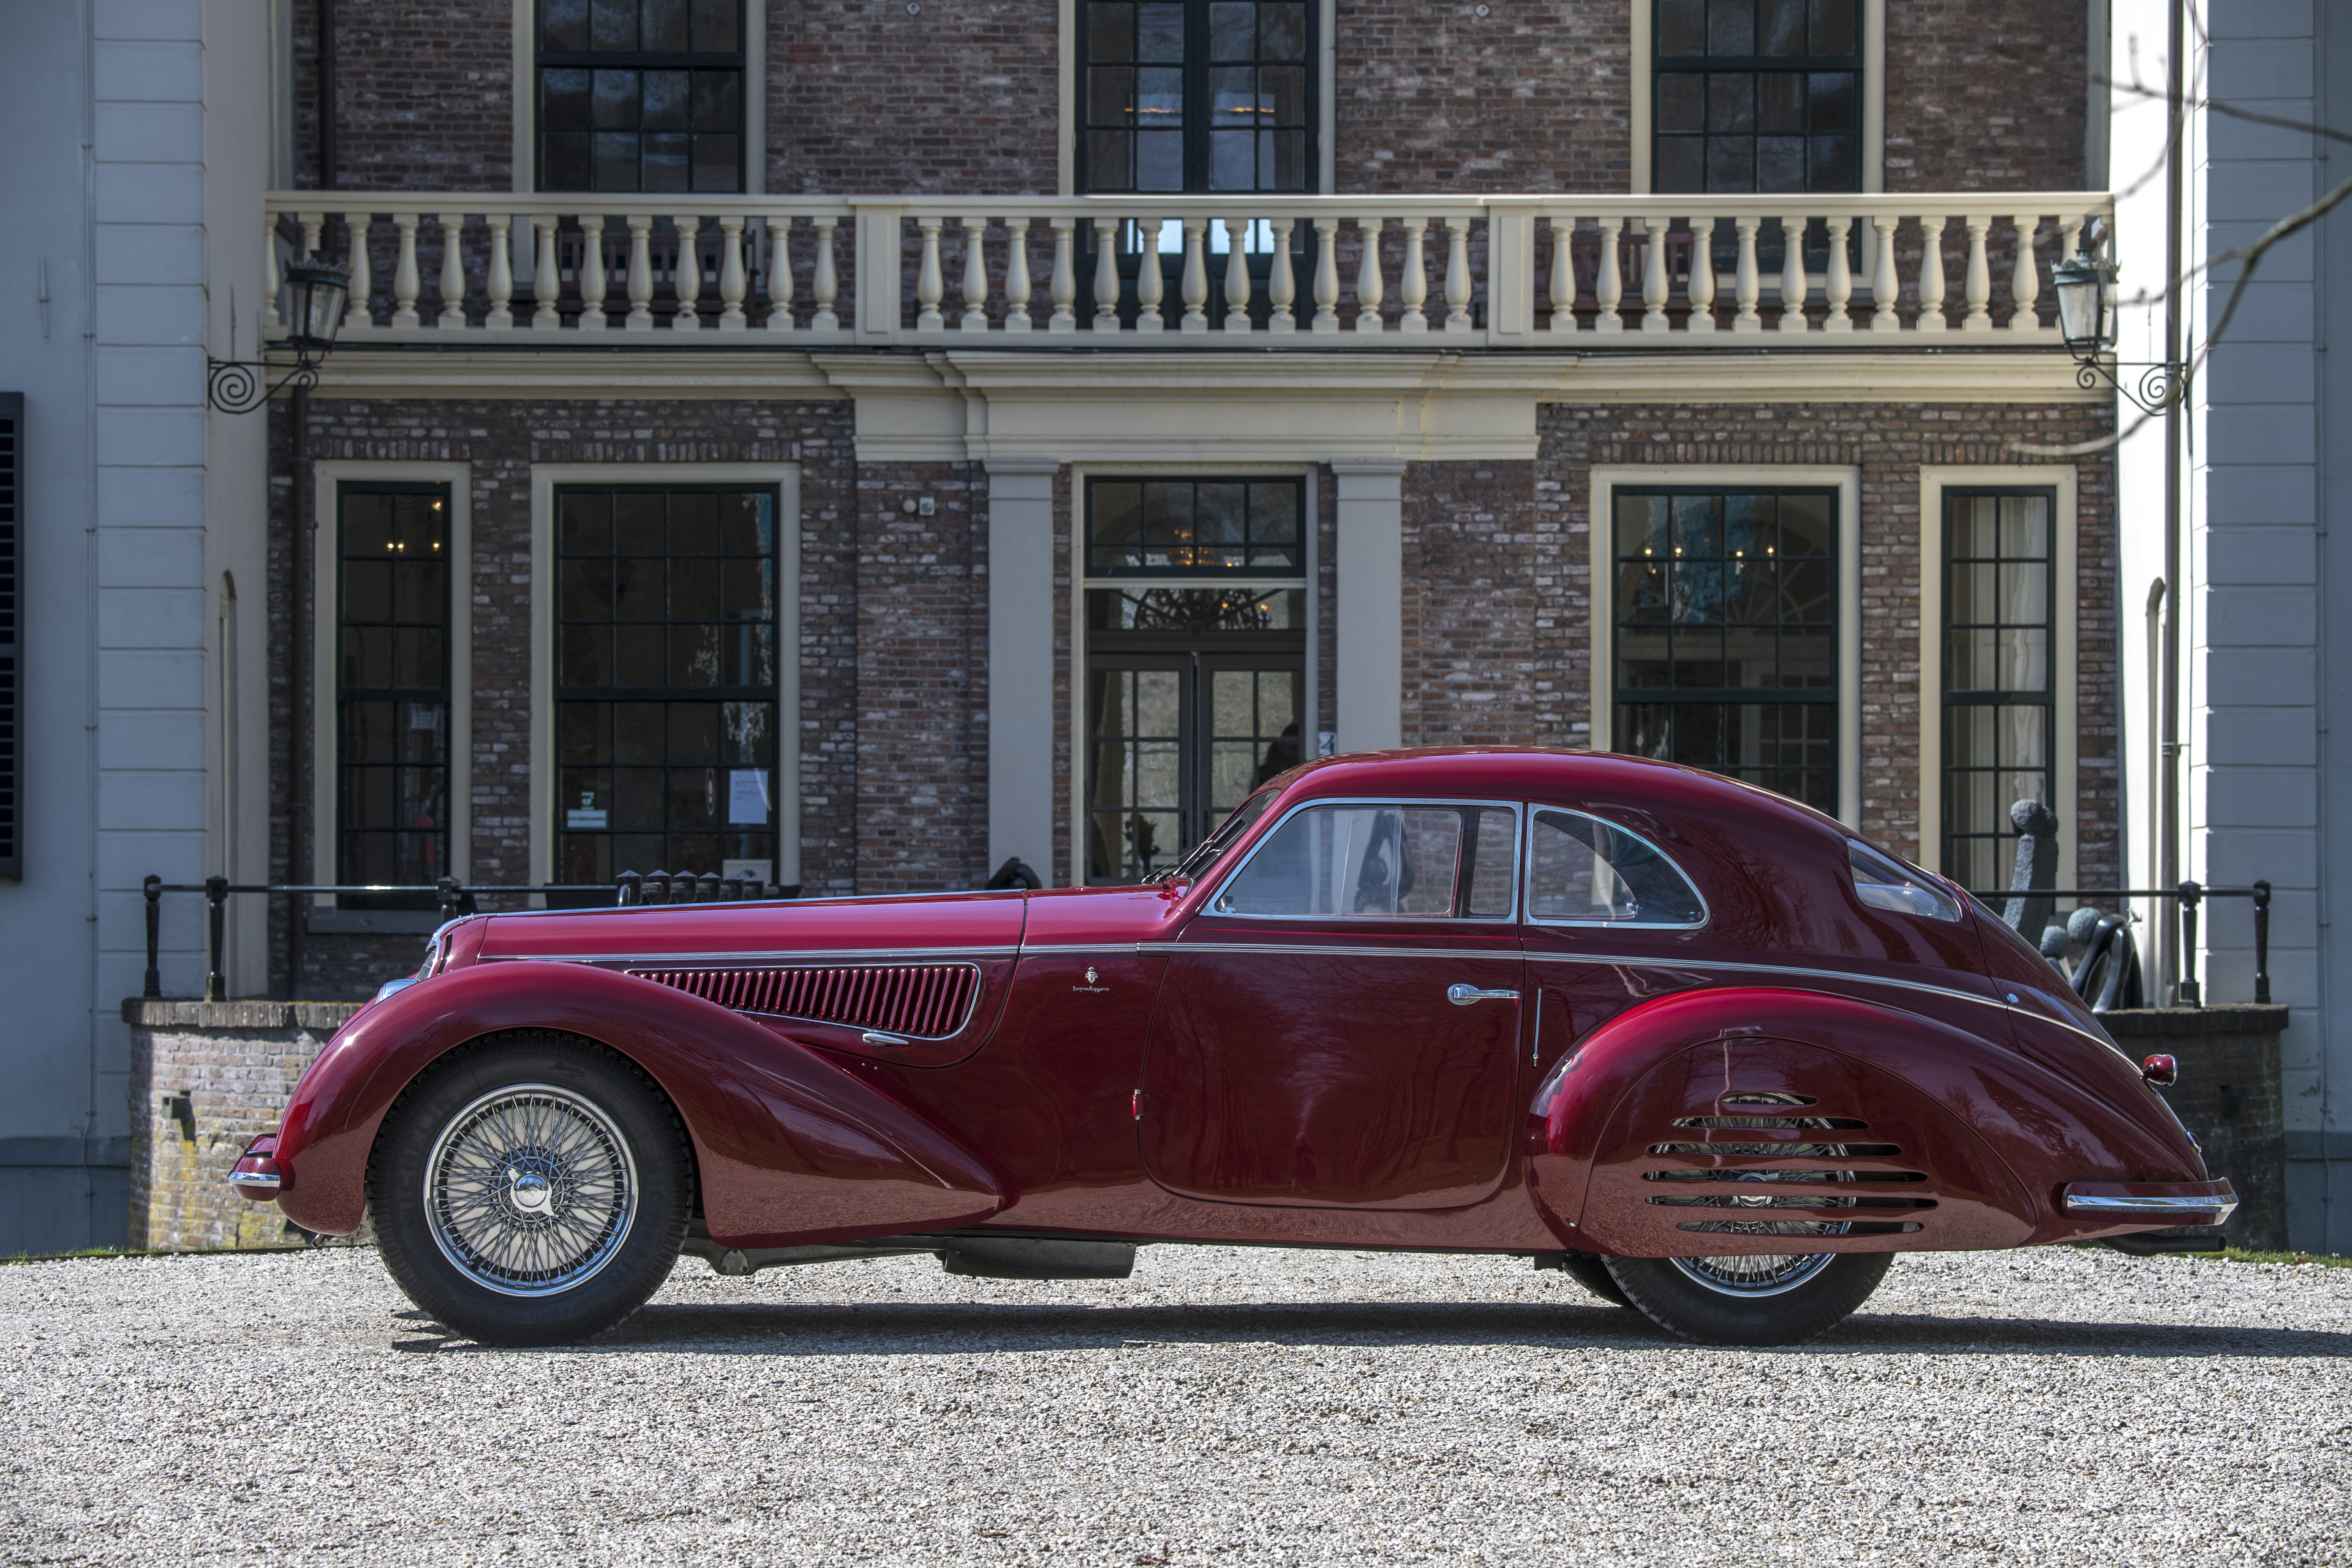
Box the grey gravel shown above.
[4,1243,2350,1566]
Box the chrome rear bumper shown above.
[2063,1179,2237,1225]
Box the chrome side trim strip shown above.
[486,947,1023,966]
[1146,942,1527,962]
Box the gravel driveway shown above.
[4,1242,2348,1566]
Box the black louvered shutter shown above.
[0,394,19,879]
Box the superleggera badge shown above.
[1072,966,1109,994]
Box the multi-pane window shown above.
[1655,0,1862,193]
[1613,488,1838,813]
[1085,477,1307,883]
[338,485,452,894]
[555,487,779,885]
[538,0,745,193]
[1081,1,1314,193]
[1941,490,2054,893]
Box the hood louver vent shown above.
[631,964,981,1040]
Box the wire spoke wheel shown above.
[1672,1246,1838,1297]
[423,1083,639,1297]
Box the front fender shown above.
[1525,987,2204,1256]
[274,961,1005,1247]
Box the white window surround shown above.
[1915,465,2079,889]
[1064,462,1320,887]
[1585,464,1864,829]
[1055,0,1339,196]
[1628,0,1886,196]
[527,463,803,890]
[310,462,476,903]
[509,0,768,195]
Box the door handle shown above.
[1447,983,1520,1006]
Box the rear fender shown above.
[273,961,1005,1246]
[1526,987,2200,1255]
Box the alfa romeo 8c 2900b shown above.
[226,749,2234,1347]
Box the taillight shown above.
[2141,1054,2178,1087]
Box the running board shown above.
[683,1233,1138,1280]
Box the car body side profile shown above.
[228,749,2234,1347]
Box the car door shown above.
[1140,798,1526,1209]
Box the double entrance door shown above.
[1085,640,1304,884]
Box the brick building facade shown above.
[234,0,2115,999]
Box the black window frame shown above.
[1610,484,1841,815]
[1076,0,1320,195]
[0,392,20,882]
[335,482,455,909]
[551,483,784,891]
[1652,0,1865,195]
[1939,486,2058,892]
[536,0,749,195]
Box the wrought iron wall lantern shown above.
[2053,228,2185,417]
[206,257,351,414]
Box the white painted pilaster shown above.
[1332,461,1405,754]
[986,461,1057,880]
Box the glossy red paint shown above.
[240,748,2217,1262]
[272,961,1004,1246]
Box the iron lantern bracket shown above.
[2071,351,2188,418]
[205,343,327,415]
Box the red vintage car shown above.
[227,748,2233,1348]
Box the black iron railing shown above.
[141,871,789,1001]
[1963,880,2273,1007]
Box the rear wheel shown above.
[1558,1251,1633,1307]
[1605,1250,1893,1346]
[370,1032,691,1347]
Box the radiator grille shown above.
[630,963,982,1039]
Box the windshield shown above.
[1153,789,1281,885]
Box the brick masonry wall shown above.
[292,2,514,191]
[1535,401,2119,888]
[267,395,860,998]
[1335,2,1631,194]
[1401,461,1541,747]
[1885,2,2088,193]
[126,1002,367,1250]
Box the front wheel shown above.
[370,1032,692,1347]
[1604,1250,1893,1346]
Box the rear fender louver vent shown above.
[631,964,982,1040]
[1644,1094,1936,1239]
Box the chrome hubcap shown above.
[423,1084,637,1298]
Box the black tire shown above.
[1604,1250,1893,1346]
[370,1032,692,1348]
[1559,1251,1633,1307]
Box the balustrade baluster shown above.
[298,212,324,267]
[1133,220,1166,333]
[577,218,607,329]
[1732,215,1761,332]
[2058,212,2085,266]
[1095,217,1124,330]
[1822,215,1854,332]
[915,216,945,331]
[486,215,514,328]
[1962,214,1993,332]
[764,217,794,331]
[626,216,655,330]
[672,215,703,330]
[1049,219,1078,332]
[1386,219,1422,333]
[961,218,990,331]
[1916,214,1948,332]
[812,217,840,331]
[1353,217,1385,332]
[1870,215,1900,331]
[262,214,283,329]
[1640,216,1670,333]
[719,215,748,329]
[1004,219,1034,332]
[1310,218,1340,332]
[1443,217,1473,332]
[1179,218,1209,333]
[1222,220,1253,330]
[1685,216,1715,332]
[340,213,372,329]
[2008,215,2041,329]
[1592,216,1623,334]
[437,213,466,327]
[1267,218,1297,332]
[1547,216,1577,332]
[391,213,421,328]
[1777,215,1808,332]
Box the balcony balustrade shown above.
[261,191,2112,350]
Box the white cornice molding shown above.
[296,348,845,400]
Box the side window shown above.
[1214,802,1518,919]
[1527,808,1707,926]
[1849,840,1962,923]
